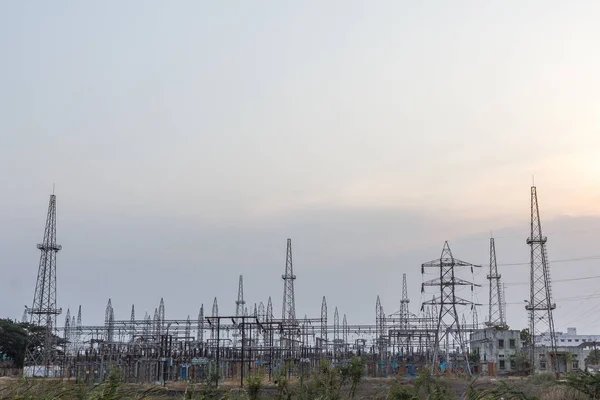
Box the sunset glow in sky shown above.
[1,1,600,330]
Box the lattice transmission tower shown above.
[320,296,328,354]
[421,241,481,375]
[333,307,340,359]
[375,295,386,373]
[211,297,218,340]
[197,304,204,342]
[398,273,410,353]
[282,238,296,323]
[63,309,71,354]
[235,275,245,322]
[130,305,136,340]
[400,274,410,328]
[281,238,297,355]
[105,299,114,343]
[25,193,63,376]
[234,275,245,346]
[526,185,558,374]
[486,237,506,328]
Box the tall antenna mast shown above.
[25,193,63,377]
[526,185,558,374]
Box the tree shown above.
[585,349,600,366]
[520,328,531,347]
[469,348,480,365]
[339,356,366,398]
[509,351,531,376]
[0,318,63,368]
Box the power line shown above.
[504,275,600,287]
[482,293,600,306]
[497,254,600,267]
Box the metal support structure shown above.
[21,190,553,385]
[421,241,481,375]
[486,237,506,328]
[526,185,558,375]
[320,296,328,355]
[281,238,297,357]
[25,193,63,377]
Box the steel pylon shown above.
[421,241,481,375]
[25,193,63,377]
[486,237,506,328]
[526,186,558,374]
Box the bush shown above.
[339,357,365,398]
[389,384,418,400]
[245,371,264,400]
[412,369,455,400]
[312,359,342,400]
[274,366,291,400]
[530,372,556,385]
[561,371,600,399]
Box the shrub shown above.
[389,384,418,400]
[339,357,365,398]
[245,371,264,400]
[561,371,600,399]
[274,366,291,400]
[312,359,342,400]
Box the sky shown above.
[1,1,600,334]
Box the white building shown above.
[536,327,600,347]
[470,327,592,375]
[470,328,522,375]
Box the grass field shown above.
[0,369,595,399]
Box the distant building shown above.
[536,327,600,348]
[470,327,522,375]
[470,327,592,375]
[533,345,588,374]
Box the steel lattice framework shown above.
[25,193,63,377]
[526,185,558,374]
[281,238,298,356]
[20,186,554,382]
[486,237,506,328]
[282,238,296,323]
[421,241,481,375]
[320,296,328,354]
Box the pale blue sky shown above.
[1,2,600,332]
